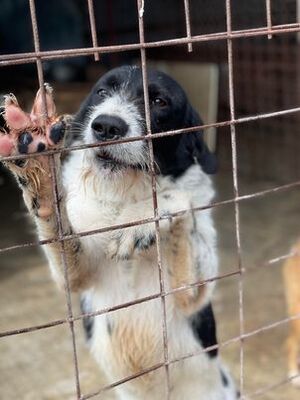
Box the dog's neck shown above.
[78,150,152,202]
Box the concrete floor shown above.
[1,162,300,399]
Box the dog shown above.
[0,65,237,399]
[283,240,300,387]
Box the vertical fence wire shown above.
[27,1,82,398]
[265,0,273,39]
[136,1,171,398]
[183,0,193,52]
[225,0,245,396]
[87,0,100,61]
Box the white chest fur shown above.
[61,151,226,399]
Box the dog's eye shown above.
[151,97,167,107]
[97,89,108,98]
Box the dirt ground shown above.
[1,156,300,399]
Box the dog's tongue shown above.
[0,135,14,156]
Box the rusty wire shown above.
[86,0,100,61]
[1,105,300,164]
[265,0,273,39]
[27,1,82,397]
[2,22,300,67]
[183,0,193,52]
[1,0,300,399]
[2,178,300,256]
[137,0,171,396]
[225,0,245,395]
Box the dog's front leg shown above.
[166,214,210,316]
[106,189,212,314]
[106,189,189,261]
[0,87,93,291]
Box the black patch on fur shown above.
[190,213,197,235]
[31,197,40,212]
[37,142,46,152]
[14,159,26,167]
[0,106,8,131]
[163,194,171,200]
[134,233,156,251]
[221,369,229,386]
[73,240,81,253]
[50,122,65,144]
[18,132,33,154]
[106,316,113,335]
[17,176,28,187]
[189,303,218,358]
[80,295,94,341]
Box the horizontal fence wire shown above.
[1,258,299,339]
[1,0,300,399]
[1,22,300,67]
[2,179,300,255]
[2,105,300,163]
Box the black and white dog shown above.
[0,65,237,399]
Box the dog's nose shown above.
[91,115,128,141]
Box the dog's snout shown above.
[92,115,128,141]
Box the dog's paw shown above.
[0,85,71,218]
[106,190,193,261]
[107,224,156,261]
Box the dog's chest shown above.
[64,165,140,236]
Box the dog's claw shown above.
[0,87,71,218]
[4,93,18,106]
[44,82,53,94]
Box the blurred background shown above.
[1,0,300,399]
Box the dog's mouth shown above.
[97,149,114,162]
[96,148,127,170]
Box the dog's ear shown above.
[184,105,218,174]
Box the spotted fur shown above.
[0,66,237,399]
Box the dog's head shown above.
[73,65,217,177]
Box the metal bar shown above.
[81,363,165,400]
[2,236,300,340]
[48,156,82,399]
[2,178,300,255]
[81,312,300,399]
[266,0,273,39]
[7,241,300,341]
[183,0,193,52]
[86,0,100,61]
[241,373,300,399]
[2,105,300,164]
[225,0,245,396]
[27,1,82,397]
[136,1,171,397]
[0,269,239,338]
[1,22,300,67]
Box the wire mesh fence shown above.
[0,0,300,399]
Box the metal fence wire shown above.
[0,0,300,399]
